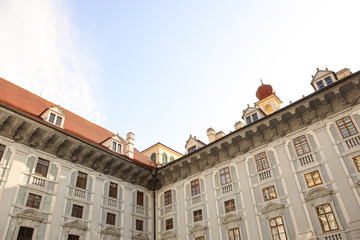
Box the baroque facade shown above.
[0,68,360,240]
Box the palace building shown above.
[0,67,360,240]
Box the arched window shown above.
[169,156,174,162]
[151,153,156,163]
[163,153,168,163]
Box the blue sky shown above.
[1,0,359,153]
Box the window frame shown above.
[71,204,83,218]
[269,216,287,240]
[228,227,241,240]
[219,167,231,185]
[255,152,269,172]
[353,155,360,172]
[106,212,116,225]
[26,193,42,209]
[165,218,173,230]
[191,179,200,196]
[75,171,87,189]
[193,209,203,222]
[151,153,156,163]
[316,80,325,89]
[315,203,339,233]
[34,158,50,177]
[304,170,322,188]
[246,116,252,124]
[68,235,80,240]
[17,227,34,240]
[136,219,144,231]
[252,113,258,121]
[48,112,63,127]
[188,145,197,153]
[262,185,277,201]
[292,135,311,156]
[0,144,6,161]
[324,76,333,85]
[109,182,118,199]
[195,237,205,240]
[164,190,172,206]
[137,191,144,206]
[336,116,358,138]
[224,199,236,213]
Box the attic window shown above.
[48,112,63,126]
[112,141,122,153]
[246,116,252,124]
[316,81,325,89]
[188,146,197,153]
[252,113,258,121]
[324,76,333,85]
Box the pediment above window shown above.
[16,209,43,222]
[161,231,177,240]
[190,223,208,233]
[101,226,120,236]
[261,202,285,214]
[356,180,360,187]
[64,219,87,230]
[221,213,242,225]
[305,187,333,202]
[132,232,148,240]
[40,106,66,128]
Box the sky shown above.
[0,0,359,154]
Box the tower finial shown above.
[260,79,263,85]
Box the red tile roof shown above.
[0,77,155,168]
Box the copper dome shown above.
[256,83,273,100]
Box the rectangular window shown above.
[71,204,83,218]
[76,171,87,189]
[269,216,287,240]
[0,144,6,161]
[193,209,203,222]
[305,170,322,188]
[195,237,205,240]
[165,218,173,230]
[17,227,34,240]
[293,135,311,156]
[228,227,241,240]
[68,235,80,240]
[315,203,339,233]
[219,167,231,185]
[164,190,172,206]
[112,141,117,151]
[136,219,143,231]
[188,146,197,153]
[137,191,144,206]
[48,113,56,123]
[252,113,258,121]
[255,152,269,171]
[262,185,277,201]
[117,143,122,153]
[316,81,325,89]
[191,179,200,196]
[246,116,252,124]
[224,199,236,213]
[35,158,49,177]
[109,182,117,198]
[26,193,42,209]
[336,116,358,138]
[353,155,360,172]
[324,76,333,85]
[106,212,116,225]
[55,116,62,126]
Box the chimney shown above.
[207,128,216,143]
[234,121,244,130]
[216,131,225,139]
[126,132,135,159]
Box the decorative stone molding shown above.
[160,231,177,240]
[221,213,243,230]
[305,187,333,206]
[64,219,87,230]
[132,232,148,240]
[260,202,285,219]
[15,209,43,229]
[189,223,208,238]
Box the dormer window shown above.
[246,113,259,125]
[112,141,122,153]
[246,116,252,124]
[316,81,325,89]
[188,146,197,153]
[48,112,63,126]
[41,106,66,128]
[324,76,333,85]
[252,113,258,121]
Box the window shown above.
[262,185,277,201]
[151,153,156,163]
[137,191,144,206]
[109,182,117,198]
[71,204,83,218]
[315,203,339,233]
[219,167,231,185]
[269,216,287,240]
[252,113,258,121]
[246,116,252,124]
[117,143,122,153]
[224,199,236,213]
[76,171,87,189]
[305,170,322,188]
[325,76,333,85]
[228,227,241,240]
[136,219,143,231]
[34,158,49,177]
[165,218,173,230]
[336,116,358,138]
[68,235,79,240]
[169,156,174,162]
[193,209,203,222]
[112,141,117,151]
[188,146,197,153]
[17,227,34,240]
[255,152,269,171]
[111,141,122,153]
[106,212,116,225]
[195,237,205,240]
[353,155,360,171]
[191,179,200,196]
[293,135,311,156]
[316,81,325,89]
[26,193,42,209]
[164,190,172,206]
[0,144,6,161]
[163,153,168,163]
[48,112,62,126]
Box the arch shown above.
[151,153,156,163]
[265,104,273,114]
[163,153,168,163]
[169,156,174,162]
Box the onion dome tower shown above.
[255,80,282,115]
